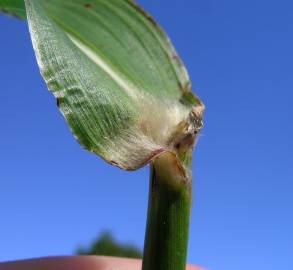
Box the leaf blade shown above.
[24,0,204,170]
[0,0,26,19]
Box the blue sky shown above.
[0,0,292,269]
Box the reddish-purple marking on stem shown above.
[83,3,92,9]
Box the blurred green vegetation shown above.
[76,232,142,259]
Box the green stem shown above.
[142,152,192,270]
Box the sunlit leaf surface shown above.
[23,0,204,170]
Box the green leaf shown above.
[0,0,26,19]
[24,0,204,171]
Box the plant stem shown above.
[142,152,192,270]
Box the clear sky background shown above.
[0,1,292,269]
